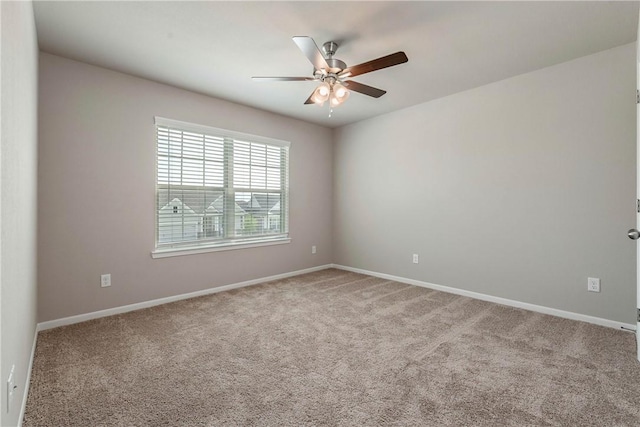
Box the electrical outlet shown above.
[311,245,317,254]
[6,365,15,413]
[587,277,600,293]
[412,254,419,264]
[101,274,111,288]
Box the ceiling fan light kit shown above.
[252,36,408,111]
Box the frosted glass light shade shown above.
[330,83,350,107]
[333,83,349,99]
[311,82,330,104]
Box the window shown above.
[153,117,290,256]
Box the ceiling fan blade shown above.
[339,51,408,78]
[292,36,330,71]
[252,77,315,82]
[304,90,316,105]
[343,80,387,98]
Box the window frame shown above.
[151,117,291,259]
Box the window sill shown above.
[151,237,291,259]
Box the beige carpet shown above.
[24,269,640,426]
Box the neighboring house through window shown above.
[154,117,290,255]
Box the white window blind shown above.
[155,117,289,251]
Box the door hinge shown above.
[637,308,640,322]
[637,199,639,213]
[637,89,639,104]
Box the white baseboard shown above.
[18,328,38,427]
[37,264,333,331]
[332,264,637,332]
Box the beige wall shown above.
[38,53,333,322]
[1,1,39,425]
[334,43,636,324]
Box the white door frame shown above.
[636,7,640,362]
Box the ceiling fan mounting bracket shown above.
[322,41,339,58]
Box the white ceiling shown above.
[34,1,639,128]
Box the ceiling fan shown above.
[252,36,408,109]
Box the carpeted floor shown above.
[24,268,640,426]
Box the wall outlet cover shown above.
[101,274,111,287]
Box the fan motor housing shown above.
[313,58,346,77]
[326,58,346,73]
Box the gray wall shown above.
[1,1,39,425]
[333,43,636,324]
[37,41,638,325]
[38,53,333,322]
